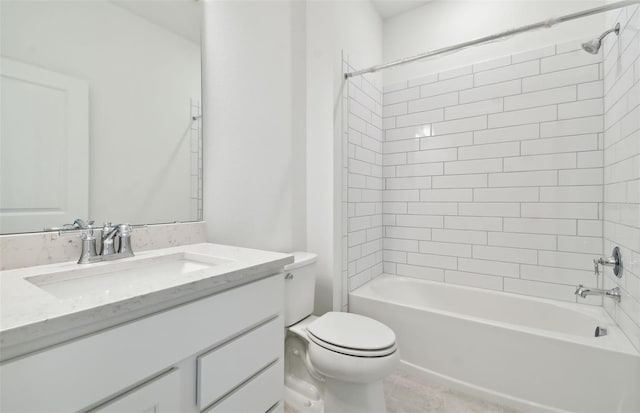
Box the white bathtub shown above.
[350,274,640,413]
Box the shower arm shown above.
[598,26,619,42]
[345,0,640,79]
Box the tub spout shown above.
[575,284,621,303]
[575,285,589,298]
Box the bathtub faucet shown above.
[575,285,621,303]
[593,246,622,278]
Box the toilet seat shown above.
[307,312,397,358]
[307,333,397,357]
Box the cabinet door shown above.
[90,369,180,413]
[197,316,282,409]
[204,359,283,413]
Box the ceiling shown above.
[111,0,429,40]
[111,0,201,44]
[111,0,428,41]
[371,0,432,20]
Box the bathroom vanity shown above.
[0,243,293,413]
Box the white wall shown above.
[202,0,382,313]
[383,0,606,84]
[202,0,305,253]
[1,1,201,226]
[306,0,383,312]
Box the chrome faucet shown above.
[111,224,135,258]
[78,224,99,264]
[593,247,622,277]
[55,220,138,264]
[100,222,118,256]
[54,219,99,264]
[575,285,621,303]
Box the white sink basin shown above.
[26,252,233,300]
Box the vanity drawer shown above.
[90,368,181,412]
[197,316,283,409]
[204,359,283,413]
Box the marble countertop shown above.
[0,243,293,361]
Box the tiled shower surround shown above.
[345,39,611,303]
[344,21,640,350]
[380,41,606,304]
[603,5,640,351]
[344,59,384,301]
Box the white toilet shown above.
[284,252,399,413]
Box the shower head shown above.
[582,23,620,54]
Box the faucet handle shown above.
[45,224,76,232]
[58,223,95,239]
[46,219,94,233]
[593,247,623,278]
[100,222,118,256]
[593,258,600,277]
[72,219,94,229]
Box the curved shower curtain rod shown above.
[345,0,640,79]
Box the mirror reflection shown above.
[0,0,202,234]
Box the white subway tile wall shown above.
[603,5,640,352]
[381,40,606,305]
[344,59,384,307]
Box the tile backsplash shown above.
[0,221,206,271]
[380,39,606,304]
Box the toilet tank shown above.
[284,252,318,327]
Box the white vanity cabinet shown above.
[0,274,284,413]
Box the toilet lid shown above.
[307,312,396,353]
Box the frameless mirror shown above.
[0,0,202,234]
